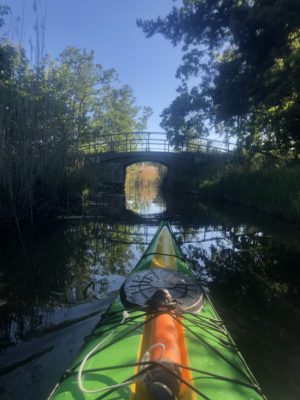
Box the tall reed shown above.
[0,42,78,225]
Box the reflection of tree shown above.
[0,221,144,347]
[184,229,300,321]
[84,223,136,275]
[181,227,300,400]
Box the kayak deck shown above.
[49,223,266,400]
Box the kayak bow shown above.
[49,222,267,400]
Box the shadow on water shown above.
[0,184,299,399]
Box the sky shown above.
[2,0,184,132]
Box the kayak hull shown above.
[49,223,266,400]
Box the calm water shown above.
[0,186,299,400]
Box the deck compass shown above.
[120,268,204,313]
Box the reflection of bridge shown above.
[82,132,234,186]
[93,223,230,246]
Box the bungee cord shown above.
[70,309,158,373]
[74,359,264,400]
[84,310,147,342]
[141,251,187,261]
[78,310,130,394]
[72,302,265,399]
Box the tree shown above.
[53,47,113,139]
[92,83,152,149]
[0,38,152,223]
[93,83,147,135]
[54,47,152,145]
[138,0,300,156]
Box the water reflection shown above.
[125,162,167,215]
[175,225,300,400]
[0,223,148,348]
[178,226,300,331]
[125,184,166,215]
[0,195,299,400]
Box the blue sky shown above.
[3,0,183,132]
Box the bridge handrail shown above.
[78,131,235,154]
[79,131,235,145]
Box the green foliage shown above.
[198,161,300,222]
[0,37,151,223]
[160,87,209,148]
[48,47,152,141]
[92,82,152,147]
[138,0,300,155]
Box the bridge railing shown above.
[79,132,235,154]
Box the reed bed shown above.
[198,160,300,223]
[0,43,80,226]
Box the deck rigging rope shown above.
[142,251,186,261]
[74,274,265,398]
[77,310,130,394]
[74,304,264,398]
[75,359,263,400]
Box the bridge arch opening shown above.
[125,162,168,215]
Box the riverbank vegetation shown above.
[169,152,300,223]
[139,1,300,222]
[198,157,300,223]
[0,5,151,226]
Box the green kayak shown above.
[49,222,267,400]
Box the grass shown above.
[198,160,300,223]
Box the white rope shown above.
[140,342,166,384]
[77,310,130,394]
[78,310,166,395]
[141,343,165,365]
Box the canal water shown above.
[0,184,299,400]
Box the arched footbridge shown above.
[81,132,235,186]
